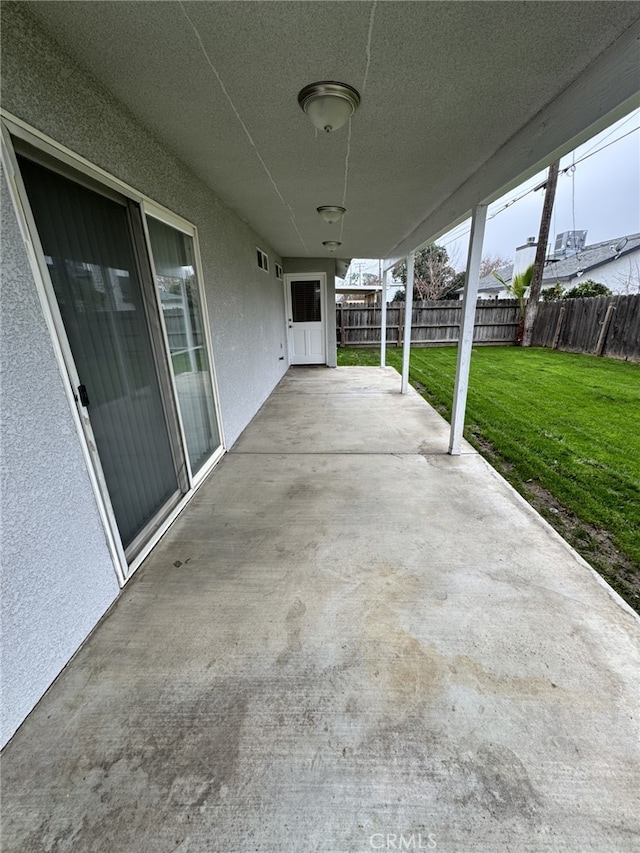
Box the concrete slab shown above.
[231,367,470,455]
[2,367,639,852]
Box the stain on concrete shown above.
[448,654,562,698]
[277,597,306,665]
[3,367,639,851]
[286,481,317,501]
[452,743,542,821]
[8,686,249,852]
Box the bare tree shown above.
[479,254,510,279]
[613,259,640,295]
[393,244,457,301]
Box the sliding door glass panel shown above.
[147,217,220,475]
[19,156,180,549]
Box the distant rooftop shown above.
[468,231,640,294]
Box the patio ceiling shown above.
[22,1,640,262]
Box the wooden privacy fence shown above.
[337,294,640,361]
[529,295,640,361]
[336,299,520,347]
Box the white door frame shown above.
[284,272,327,365]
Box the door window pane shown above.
[147,217,221,475]
[19,156,180,549]
[291,280,321,322]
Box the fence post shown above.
[397,305,404,347]
[552,305,566,349]
[339,303,346,347]
[595,303,615,356]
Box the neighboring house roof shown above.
[465,233,640,294]
[480,263,514,292]
[544,233,640,282]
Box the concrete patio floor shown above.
[2,366,639,852]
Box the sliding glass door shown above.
[146,217,221,476]
[18,155,184,553]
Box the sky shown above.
[347,108,640,279]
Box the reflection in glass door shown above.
[146,217,221,476]
[18,155,183,553]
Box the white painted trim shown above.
[384,22,640,267]
[140,206,227,483]
[401,253,415,394]
[143,199,199,238]
[283,272,328,365]
[449,204,488,456]
[140,209,196,487]
[2,111,150,205]
[324,273,332,368]
[1,110,191,213]
[191,227,227,453]
[256,246,269,272]
[380,268,389,368]
[191,440,225,490]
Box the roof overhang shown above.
[20,1,640,264]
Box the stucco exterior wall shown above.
[0,5,291,745]
[1,166,121,746]
[1,3,289,448]
[283,258,337,367]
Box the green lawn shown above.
[338,346,640,608]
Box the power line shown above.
[575,110,639,160]
[440,125,640,251]
[568,126,639,169]
[397,123,639,267]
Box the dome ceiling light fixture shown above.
[322,241,342,253]
[298,82,361,133]
[317,205,346,225]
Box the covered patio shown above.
[2,367,638,852]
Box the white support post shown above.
[449,204,488,455]
[380,267,388,367]
[401,251,415,394]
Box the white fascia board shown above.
[384,19,640,268]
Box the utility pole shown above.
[522,160,560,346]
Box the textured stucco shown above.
[1,4,291,744]
[0,165,120,746]
[283,259,337,367]
[1,2,289,448]
[18,1,640,260]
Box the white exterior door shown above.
[285,274,326,365]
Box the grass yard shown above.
[338,346,640,610]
